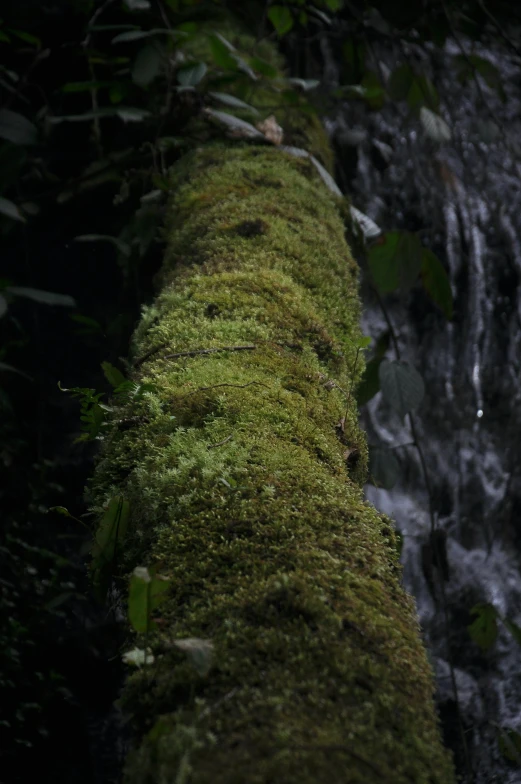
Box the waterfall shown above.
[321,29,521,783]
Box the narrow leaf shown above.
[0,361,32,380]
[74,234,131,256]
[128,566,170,634]
[209,92,259,115]
[6,286,75,307]
[203,108,264,139]
[92,497,130,587]
[287,78,320,91]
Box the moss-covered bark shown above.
[88,24,455,784]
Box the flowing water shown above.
[320,31,521,784]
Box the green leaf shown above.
[368,446,400,489]
[421,248,453,319]
[50,106,151,123]
[388,64,415,102]
[128,566,170,634]
[10,29,41,46]
[357,357,381,405]
[101,361,126,389]
[207,33,237,69]
[368,231,422,293]
[503,618,521,648]
[132,44,162,87]
[467,603,498,651]
[208,92,259,115]
[203,108,264,139]
[379,360,425,419]
[112,30,154,43]
[248,57,279,78]
[0,109,37,146]
[0,360,32,380]
[420,107,451,143]
[0,196,26,222]
[6,286,75,307]
[177,61,207,87]
[61,80,113,93]
[92,497,130,597]
[70,314,104,335]
[360,72,385,109]
[497,726,521,766]
[408,75,439,112]
[124,0,151,9]
[268,5,294,36]
[116,106,151,122]
[74,234,131,256]
[173,638,214,677]
[0,143,26,192]
[455,54,505,101]
[287,77,320,91]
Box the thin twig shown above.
[133,342,168,368]
[163,345,256,361]
[186,381,268,396]
[477,0,521,60]
[207,435,233,449]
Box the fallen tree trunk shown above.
[88,24,455,784]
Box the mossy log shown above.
[88,26,456,784]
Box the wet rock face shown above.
[317,27,521,784]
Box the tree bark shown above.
[88,24,455,784]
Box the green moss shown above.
[87,33,455,784]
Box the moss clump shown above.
[88,29,455,784]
